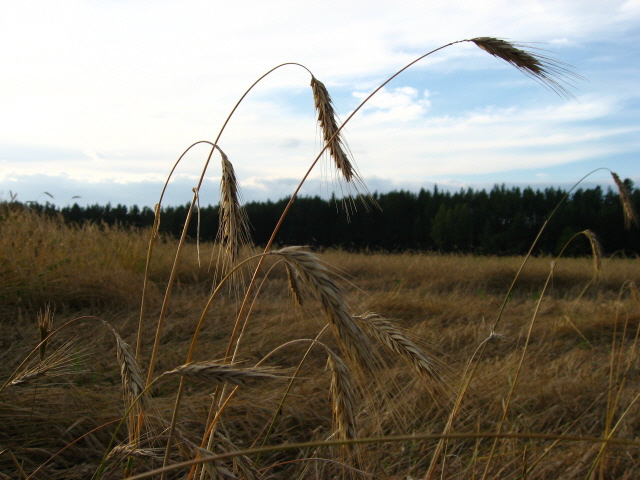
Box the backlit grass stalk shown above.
[228,36,579,388]
[589,388,640,480]
[255,336,360,445]
[160,253,274,472]
[492,168,619,335]
[427,170,634,476]
[428,231,602,478]
[195,261,290,478]
[136,140,214,360]
[196,254,363,474]
[199,333,357,477]
[198,260,289,465]
[431,170,634,474]
[123,433,640,480]
[139,62,316,380]
[598,281,640,477]
[141,37,583,477]
[143,144,235,386]
[480,230,604,479]
[254,328,330,462]
[425,329,505,478]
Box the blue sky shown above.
[1,0,639,207]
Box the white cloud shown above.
[352,87,431,122]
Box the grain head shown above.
[8,339,80,388]
[285,262,304,307]
[354,312,447,401]
[611,172,639,230]
[217,148,252,268]
[104,322,149,410]
[310,77,374,210]
[162,362,282,387]
[272,246,375,370]
[471,37,578,98]
[582,229,603,274]
[310,76,355,183]
[37,304,54,361]
[327,350,357,442]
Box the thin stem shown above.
[160,253,271,471]
[126,433,640,480]
[135,140,216,360]
[482,231,598,479]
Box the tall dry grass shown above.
[1,37,639,479]
[1,212,639,477]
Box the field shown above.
[2,37,639,479]
[1,205,639,479]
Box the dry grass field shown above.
[2,37,639,479]
[1,205,638,479]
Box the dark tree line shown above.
[17,181,640,256]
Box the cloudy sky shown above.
[1,0,639,207]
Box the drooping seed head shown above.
[37,304,54,361]
[471,37,579,99]
[272,247,375,369]
[103,321,149,409]
[217,148,252,266]
[611,172,639,230]
[354,312,445,398]
[582,229,603,274]
[9,339,81,388]
[162,362,282,387]
[310,77,375,213]
[310,76,355,182]
[285,262,304,307]
[326,351,357,442]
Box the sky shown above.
[1,0,639,208]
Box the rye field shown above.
[1,204,639,479]
[1,37,639,479]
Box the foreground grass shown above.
[1,207,638,478]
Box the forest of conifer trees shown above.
[14,182,640,256]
